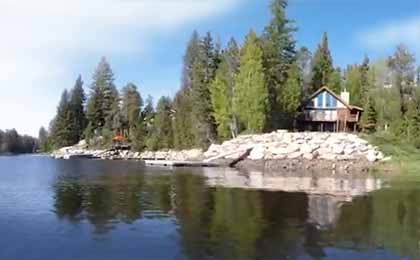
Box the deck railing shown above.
[302,110,359,122]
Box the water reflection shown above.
[203,168,383,230]
[50,162,420,259]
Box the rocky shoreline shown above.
[52,131,388,173]
[52,141,204,161]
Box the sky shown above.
[0,0,419,136]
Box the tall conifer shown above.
[311,32,334,92]
[261,0,296,130]
[234,30,268,133]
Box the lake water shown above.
[1,156,420,260]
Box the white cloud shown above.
[357,16,420,53]
[0,0,239,136]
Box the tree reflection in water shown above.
[52,163,420,259]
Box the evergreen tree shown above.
[278,61,303,128]
[202,32,219,82]
[345,65,363,106]
[142,95,154,124]
[209,38,240,139]
[86,57,118,136]
[360,96,377,133]
[38,127,50,152]
[406,100,420,143]
[234,30,268,133]
[50,90,73,148]
[328,67,342,94]
[209,59,232,139]
[261,0,296,130]
[296,46,312,96]
[147,97,174,150]
[311,32,334,93]
[68,75,87,144]
[121,83,143,136]
[0,129,37,154]
[189,32,218,148]
[132,95,153,152]
[181,31,202,91]
[173,31,202,148]
[173,90,196,149]
[107,97,123,134]
[359,56,370,101]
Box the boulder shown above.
[320,153,337,160]
[366,150,378,162]
[332,145,345,155]
[248,145,266,160]
[303,153,314,160]
[288,151,303,159]
[300,144,319,154]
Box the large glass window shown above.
[325,93,337,108]
[332,97,337,107]
[316,94,323,107]
[325,93,331,107]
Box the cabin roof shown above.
[304,86,364,111]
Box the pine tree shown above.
[132,95,153,152]
[328,68,342,94]
[38,127,50,152]
[261,0,296,130]
[278,61,303,128]
[86,57,118,136]
[359,56,370,101]
[360,96,377,133]
[406,100,420,141]
[345,65,363,106]
[234,30,268,133]
[121,83,143,137]
[296,47,312,96]
[209,60,232,139]
[181,31,201,91]
[189,32,218,148]
[148,97,174,150]
[68,75,87,144]
[209,38,240,139]
[311,32,334,93]
[50,90,72,148]
[173,90,196,149]
[173,31,202,148]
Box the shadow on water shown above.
[49,158,420,260]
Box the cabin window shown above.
[316,94,323,107]
[325,93,337,108]
[332,97,337,107]
[325,93,332,107]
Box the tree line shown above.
[0,129,38,154]
[41,0,420,152]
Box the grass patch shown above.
[360,131,420,174]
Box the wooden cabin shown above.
[298,87,363,132]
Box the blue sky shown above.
[0,0,419,136]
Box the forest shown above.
[40,0,420,154]
[0,129,38,154]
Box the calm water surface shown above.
[0,155,419,260]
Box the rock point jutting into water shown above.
[51,130,386,173]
